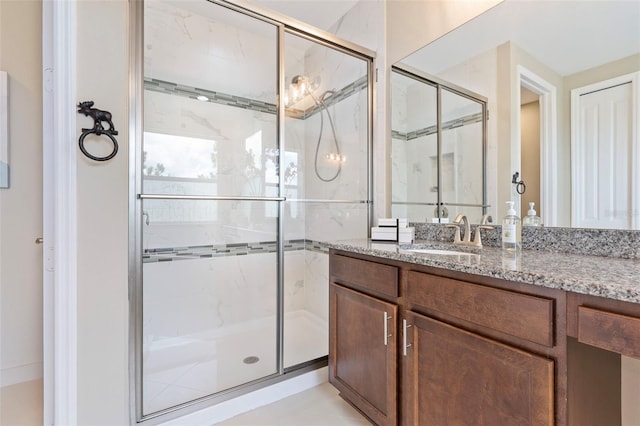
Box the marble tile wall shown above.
[143,247,330,340]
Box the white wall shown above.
[386,0,502,65]
[76,1,130,423]
[0,0,43,389]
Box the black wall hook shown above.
[512,171,526,195]
[77,101,118,162]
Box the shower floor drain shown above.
[243,356,260,364]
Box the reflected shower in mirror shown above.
[391,66,487,224]
[394,0,640,228]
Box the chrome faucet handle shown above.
[473,225,495,247]
[445,224,462,243]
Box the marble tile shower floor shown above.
[143,310,327,415]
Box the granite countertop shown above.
[327,239,640,304]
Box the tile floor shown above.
[0,379,43,426]
[215,382,371,426]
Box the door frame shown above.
[571,72,639,229]
[516,65,558,226]
[42,1,78,424]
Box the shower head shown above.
[290,75,310,98]
[285,75,322,107]
[290,75,321,94]
[291,75,307,86]
[286,75,311,107]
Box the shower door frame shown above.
[390,64,489,219]
[129,1,375,423]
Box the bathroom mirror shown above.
[392,0,640,228]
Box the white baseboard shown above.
[1,363,43,387]
[160,366,328,426]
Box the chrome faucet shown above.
[446,214,494,248]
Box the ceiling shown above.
[245,0,359,31]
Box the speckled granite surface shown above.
[327,239,640,304]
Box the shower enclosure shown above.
[391,66,487,223]
[130,0,373,422]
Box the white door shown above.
[572,74,639,229]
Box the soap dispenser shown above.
[523,202,542,227]
[502,201,521,251]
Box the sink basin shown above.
[400,243,482,257]
[406,248,477,256]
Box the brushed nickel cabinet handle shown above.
[384,312,392,346]
[403,319,413,356]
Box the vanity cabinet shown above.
[329,250,566,426]
[402,271,556,425]
[402,311,554,425]
[329,254,399,426]
[565,292,640,425]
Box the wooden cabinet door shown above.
[329,283,397,426]
[402,311,554,426]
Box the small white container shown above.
[523,202,542,227]
[371,226,414,243]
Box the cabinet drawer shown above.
[331,254,398,298]
[578,306,640,358]
[407,271,555,347]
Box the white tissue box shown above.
[371,226,414,243]
[431,218,450,223]
[378,218,408,227]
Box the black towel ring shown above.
[512,171,526,195]
[77,101,119,162]
[78,129,118,162]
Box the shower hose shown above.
[310,90,342,182]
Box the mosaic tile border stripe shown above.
[144,78,277,115]
[392,130,407,140]
[143,239,329,263]
[144,76,368,120]
[299,76,369,119]
[392,111,484,142]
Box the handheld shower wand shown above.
[288,75,342,182]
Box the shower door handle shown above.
[384,312,392,346]
[138,194,286,202]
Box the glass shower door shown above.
[140,0,280,416]
[281,31,371,369]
